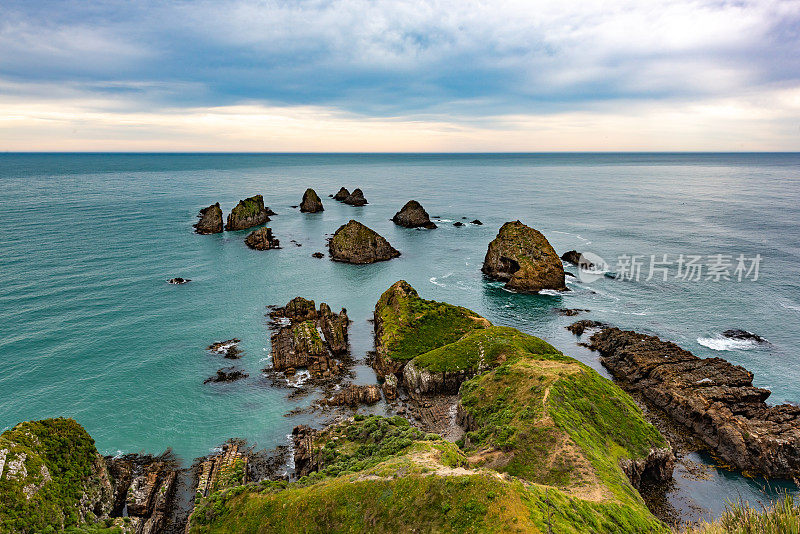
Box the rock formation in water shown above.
[391,200,437,229]
[244,227,280,250]
[561,250,595,269]
[470,219,483,225]
[204,367,248,384]
[267,297,349,379]
[225,195,274,231]
[324,384,382,407]
[328,220,400,264]
[566,319,608,336]
[300,188,324,213]
[194,203,223,234]
[343,188,368,206]
[332,187,350,201]
[482,221,566,292]
[587,327,800,478]
[207,338,242,359]
[722,329,769,344]
[167,277,191,285]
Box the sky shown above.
[1,0,799,152]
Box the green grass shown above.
[686,493,800,534]
[375,281,488,363]
[230,195,264,220]
[0,418,110,533]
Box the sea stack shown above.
[225,195,274,231]
[300,188,324,213]
[244,227,280,250]
[561,250,594,269]
[392,200,437,229]
[194,203,223,234]
[333,187,350,201]
[328,220,399,264]
[482,221,566,292]
[343,188,368,206]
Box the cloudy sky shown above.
[2,0,799,151]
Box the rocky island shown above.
[224,195,274,231]
[391,200,437,229]
[343,188,368,206]
[299,188,324,213]
[328,220,400,264]
[193,203,223,234]
[482,221,567,292]
[244,227,280,250]
[332,187,350,201]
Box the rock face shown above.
[587,327,800,478]
[300,188,324,213]
[244,227,280,250]
[482,221,566,292]
[328,220,400,264]
[267,297,349,379]
[109,452,179,532]
[561,250,594,269]
[343,188,368,206]
[325,384,382,407]
[225,195,274,231]
[332,187,350,201]
[723,329,769,344]
[619,447,675,491]
[392,200,437,229]
[194,203,223,234]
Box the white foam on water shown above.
[780,300,800,312]
[551,230,592,245]
[538,289,563,296]
[286,369,311,388]
[430,272,454,288]
[259,357,269,363]
[697,335,759,351]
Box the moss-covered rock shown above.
[225,195,273,231]
[194,203,223,234]
[0,418,114,533]
[482,221,566,292]
[300,188,324,213]
[392,200,437,229]
[328,220,399,264]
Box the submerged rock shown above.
[311,252,324,259]
[470,219,483,225]
[453,221,464,227]
[204,367,248,384]
[561,250,595,269]
[194,203,223,234]
[333,187,350,201]
[324,384,382,407]
[566,319,607,336]
[167,277,191,285]
[225,195,274,231]
[244,227,280,250]
[267,297,350,379]
[343,188,368,206]
[300,188,324,213]
[392,200,437,229]
[722,329,769,344]
[587,327,800,478]
[555,308,590,317]
[328,220,400,264]
[482,221,566,292]
[207,339,242,359]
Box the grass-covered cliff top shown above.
[230,195,264,220]
[0,418,111,533]
[189,414,668,533]
[375,280,490,364]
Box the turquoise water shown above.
[1,153,799,519]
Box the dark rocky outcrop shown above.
[300,188,324,213]
[194,203,223,234]
[311,252,324,259]
[722,329,769,344]
[587,327,800,478]
[267,297,349,379]
[225,195,274,231]
[343,188,368,206]
[244,227,280,250]
[204,367,248,384]
[392,200,436,229]
[555,308,590,317]
[333,187,350,201]
[328,220,400,264]
[566,320,608,336]
[453,221,464,227]
[470,219,483,225]
[482,221,566,292]
[324,384,382,407]
[291,425,319,478]
[561,250,595,269]
[167,277,191,285]
[109,452,179,532]
[207,339,242,359]
[619,447,675,490]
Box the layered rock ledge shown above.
[194,203,223,234]
[328,220,400,264]
[482,221,566,292]
[586,327,800,478]
[244,227,280,250]
[300,188,324,213]
[392,200,437,229]
[225,195,274,231]
[267,297,349,379]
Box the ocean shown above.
[1,152,798,521]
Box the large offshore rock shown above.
[328,220,400,264]
[588,327,800,478]
[225,195,274,231]
[300,188,324,213]
[482,221,566,292]
[392,200,437,229]
[332,187,350,201]
[244,227,280,250]
[194,203,223,234]
[343,188,368,206]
